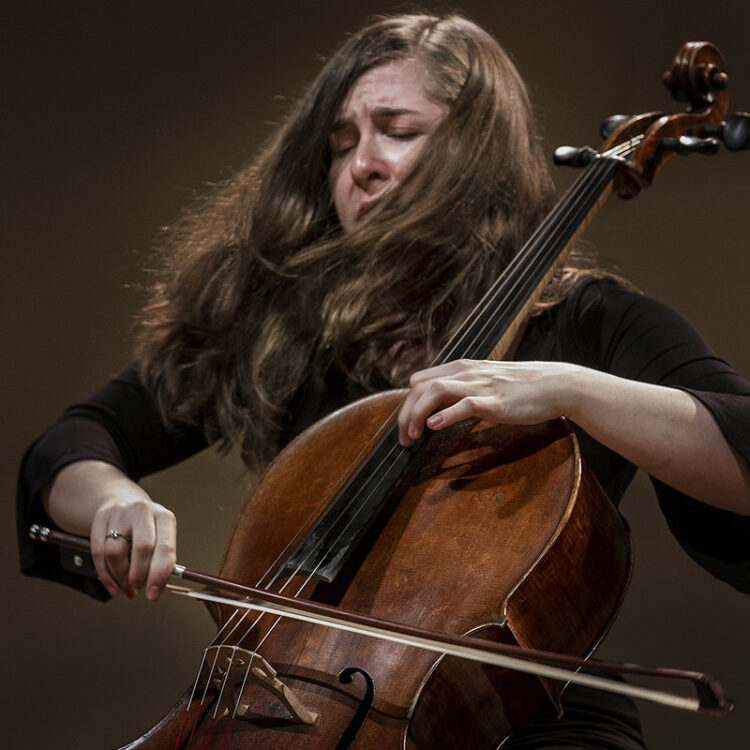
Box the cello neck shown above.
[437,154,618,364]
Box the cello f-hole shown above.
[335,667,376,750]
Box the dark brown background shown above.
[3,1,749,748]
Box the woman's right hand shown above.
[43,460,176,601]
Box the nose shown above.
[349,135,389,190]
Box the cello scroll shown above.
[556,41,747,198]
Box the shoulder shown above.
[571,272,704,341]
[564,274,653,326]
[523,274,727,383]
[520,274,648,365]
[562,274,704,337]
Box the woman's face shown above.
[328,60,448,232]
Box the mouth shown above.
[357,190,390,219]
[357,198,377,218]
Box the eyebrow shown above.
[330,107,421,133]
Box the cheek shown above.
[328,165,342,200]
[390,142,425,181]
[328,167,350,226]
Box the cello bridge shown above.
[204,644,318,725]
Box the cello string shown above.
[210,645,241,721]
[156,140,637,745]
[179,143,637,742]
[230,650,258,721]
[175,610,257,745]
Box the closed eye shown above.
[331,144,355,158]
[330,135,357,158]
[388,131,421,141]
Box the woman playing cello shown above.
[17,12,750,749]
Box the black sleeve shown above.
[568,278,750,593]
[17,362,208,598]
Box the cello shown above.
[30,40,747,749]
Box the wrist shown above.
[551,363,594,423]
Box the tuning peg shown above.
[553,145,597,168]
[701,113,750,151]
[660,136,721,155]
[600,115,631,140]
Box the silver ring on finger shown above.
[105,529,131,543]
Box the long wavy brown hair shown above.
[136,12,597,469]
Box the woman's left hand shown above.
[397,357,750,516]
[398,359,579,447]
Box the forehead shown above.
[337,59,438,117]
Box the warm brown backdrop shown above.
[3,2,749,748]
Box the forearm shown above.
[563,367,750,515]
[43,460,138,536]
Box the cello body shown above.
[123,390,631,749]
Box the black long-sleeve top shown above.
[17,277,750,599]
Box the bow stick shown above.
[30,524,733,716]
